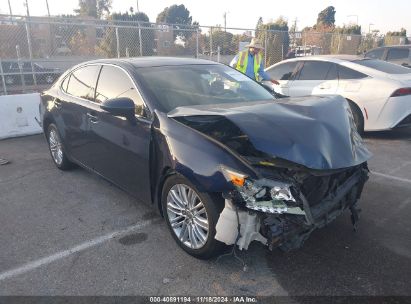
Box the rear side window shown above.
[353,59,410,74]
[387,48,409,61]
[366,48,385,59]
[338,65,367,79]
[266,62,298,80]
[297,61,337,80]
[66,65,101,101]
[95,65,146,117]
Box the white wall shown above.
[0,93,43,140]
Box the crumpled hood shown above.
[168,95,372,170]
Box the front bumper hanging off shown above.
[215,166,369,251]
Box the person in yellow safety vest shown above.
[230,38,279,85]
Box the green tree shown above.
[74,0,112,19]
[209,27,237,55]
[97,11,155,57]
[156,4,193,40]
[358,30,383,53]
[255,17,263,34]
[385,28,408,45]
[316,6,336,27]
[156,4,192,24]
[331,25,362,54]
[52,14,95,56]
[335,24,361,35]
[255,17,289,66]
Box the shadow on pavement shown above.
[363,127,411,141]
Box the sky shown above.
[1,0,410,35]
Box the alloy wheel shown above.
[166,184,209,249]
[49,128,63,165]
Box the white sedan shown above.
[265,55,411,132]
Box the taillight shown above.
[391,87,411,97]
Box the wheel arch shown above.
[345,98,365,133]
[42,114,56,139]
[155,167,177,217]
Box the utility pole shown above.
[24,0,31,18]
[223,12,228,32]
[7,0,13,22]
[136,0,140,12]
[292,18,298,47]
[45,0,51,17]
[293,18,298,33]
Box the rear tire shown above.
[46,124,74,170]
[161,174,225,259]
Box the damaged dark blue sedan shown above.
[40,57,371,259]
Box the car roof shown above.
[279,55,363,64]
[84,57,218,68]
[369,45,411,50]
[304,55,363,61]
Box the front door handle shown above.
[86,112,98,123]
[319,84,331,90]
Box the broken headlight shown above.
[270,181,296,202]
[221,166,297,214]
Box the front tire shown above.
[161,174,224,259]
[47,124,73,170]
[348,100,364,134]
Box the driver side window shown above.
[266,62,298,80]
[95,65,147,117]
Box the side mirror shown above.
[260,81,288,99]
[100,97,136,123]
[260,81,275,93]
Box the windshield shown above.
[135,64,274,112]
[353,59,411,74]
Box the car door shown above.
[335,64,367,94]
[59,64,102,168]
[265,61,299,95]
[288,61,338,97]
[90,64,152,203]
[386,48,410,68]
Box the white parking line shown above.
[0,170,408,282]
[0,219,153,282]
[371,171,411,185]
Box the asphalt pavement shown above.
[0,129,410,296]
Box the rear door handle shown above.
[86,112,98,123]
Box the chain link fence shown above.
[0,14,407,95]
